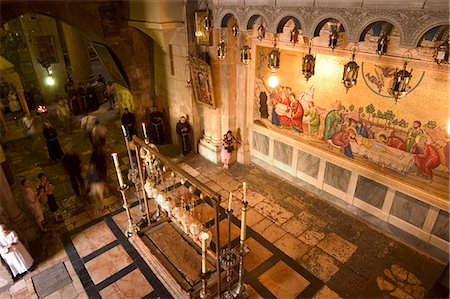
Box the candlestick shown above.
[228,192,232,211]
[142,123,148,140]
[243,182,247,203]
[201,234,207,274]
[111,153,124,188]
[240,201,247,245]
[121,125,127,137]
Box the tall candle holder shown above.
[233,200,249,299]
[135,145,151,226]
[220,209,239,299]
[111,153,139,237]
[122,125,146,223]
[199,231,211,299]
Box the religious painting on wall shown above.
[35,35,58,64]
[253,45,449,195]
[190,57,215,109]
[99,6,120,37]
[194,11,212,46]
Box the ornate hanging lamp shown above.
[377,32,388,56]
[302,40,315,82]
[257,24,266,41]
[231,22,239,37]
[290,27,300,46]
[217,29,227,60]
[342,45,359,92]
[329,30,338,50]
[203,4,212,31]
[268,37,280,72]
[240,45,251,65]
[435,39,449,66]
[389,51,413,101]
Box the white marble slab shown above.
[273,140,293,166]
[297,150,320,179]
[323,162,351,192]
[390,192,430,228]
[252,131,270,156]
[354,176,387,209]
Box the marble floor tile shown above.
[245,190,266,207]
[112,206,143,233]
[316,233,357,263]
[258,261,310,298]
[298,229,326,246]
[274,233,311,260]
[251,218,273,235]
[210,219,240,249]
[254,201,294,225]
[57,284,77,299]
[299,247,340,282]
[71,221,117,258]
[261,223,287,243]
[98,269,153,299]
[245,208,265,227]
[245,285,264,299]
[191,203,215,224]
[282,216,310,237]
[312,285,341,299]
[244,238,273,272]
[84,244,133,285]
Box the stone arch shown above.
[274,14,303,34]
[308,13,349,39]
[355,17,404,45]
[219,11,240,28]
[412,21,450,47]
[243,11,270,31]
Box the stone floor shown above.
[0,103,448,298]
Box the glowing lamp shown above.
[377,32,388,56]
[389,51,413,101]
[329,30,338,50]
[217,40,227,60]
[257,24,266,41]
[231,23,238,37]
[302,42,315,81]
[435,40,449,66]
[46,70,55,86]
[268,75,279,89]
[342,46,359,92]
[240,45,251,65]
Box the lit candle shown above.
[111,153,124,188]
[121,125,127,137]
[201,233,207,274]
[243,182,247,203]
[228,192,232,211]
[142,123,148,140]
[240,203,247,245]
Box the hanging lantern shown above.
[268,44,280,72]
[389,52,413,101]
[328,30,338,50]
[342,46,359,92]
[302,41,315,81]
[257,24,266,41]
[240,45,251,65]
[435,40,449,66]
[231,22,239,37]
[203,5,212,31]
[217,40,227,60]
[290,27,300,46]
[377,32,388,56]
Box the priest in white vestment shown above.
[0,225,34,279]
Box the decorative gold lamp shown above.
[217,29,227,60]
[342,45,359,92]
[268,37,280,88]
[231,22,239,37]
[257,24,266,41]
[377,32,388,56]
[290,27,300,46]
[240,45,251,65]
[435,39,449,66]
[329,30,338,50]
[302,40,315,81]
[390,51,413,101]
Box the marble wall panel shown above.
[431,210,449,242]
[354,176,387,209]
[297,150,320,178]
[390,192,430,228]
[252,131,270,156]
[324,162,351,192]
[273,140,293,166]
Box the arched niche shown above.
[276,16,301,33]
[220,12,239,28]
[358,21,395,42]
[313,18,345,37]
[415,24,449,47]
[246,14,267,30]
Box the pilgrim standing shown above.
[21,178,49,233]
[121,108,137,139]
[43,122,64,162]
[37,173,64,223]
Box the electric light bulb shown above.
[46,76,55,86]
[268,75,279,88]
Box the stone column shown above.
[61,23,93,84]
[198,29,223,163]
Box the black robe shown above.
[121,112,137,139]
[43,127,64,161]
[149,111,165,144]
[176,121,191,155]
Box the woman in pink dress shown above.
[221,130,237,170]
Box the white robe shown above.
[0,231,34,277]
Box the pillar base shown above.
[198,138,222,164]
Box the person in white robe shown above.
[0,225,34,279]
